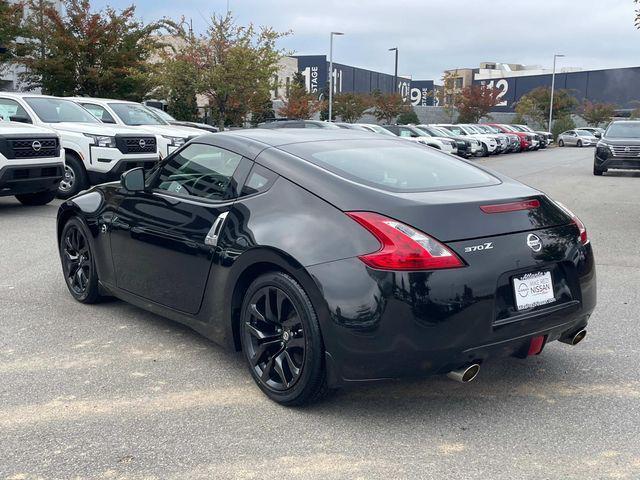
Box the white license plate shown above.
[512,271,555,311]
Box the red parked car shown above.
[485,124,531,151]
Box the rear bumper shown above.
[309,228,596,386]
[87,157,160,185]
[0,162,64,196]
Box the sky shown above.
[92,0,640,81]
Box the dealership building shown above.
[276,55,435,107]
[447,62,640,112]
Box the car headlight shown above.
[596,141,611,157]
[162,135,187,147]
[84,133,116,148]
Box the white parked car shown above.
[382,125,458,154]
[68,97,206,158]
[436,124,498,156]
[557,129,598,147]
[0,93,161,198]
[356,123,399,136]
[0,118,65,205]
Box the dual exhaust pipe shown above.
[447,363,481,383]
[446,329,586,384]
[559,328,587,346]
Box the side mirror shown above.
[121,167,146,192]
[9,115,32,124]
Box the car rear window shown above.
[280,139,499,192]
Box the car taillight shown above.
[346,212,465,271]
[554,201,588,245]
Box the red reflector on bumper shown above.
[480,199,540,213]
[528,335,546,356]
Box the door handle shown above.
[205,211,229,247]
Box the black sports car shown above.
[57,129,596,405]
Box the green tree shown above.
[333,92,370,123]
[19,0,166,99]
[581,100,616,127]
[372,92,409,124]
[249,91,275,126]
[0,0,23,74]
[277,72,323,119]
[514,87,578,129]
[180,13,288,130]
[552,115,576,141]
[397,109,419,125]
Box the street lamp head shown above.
[389,47,398,52]
[331,31,344,36]
[555,54,566,58]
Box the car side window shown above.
[154,143,243,201]
[81,103,116,124]
[240,164,278,197]
[0,98,30,121]
[398,128,412,138]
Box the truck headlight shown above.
[163,135,187,147]
[84,134,116,148]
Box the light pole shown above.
[549,54,565,132]
[389,47,398,93]
[328,31,344,122]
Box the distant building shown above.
[0,0,64,92]
[446,61,640,112]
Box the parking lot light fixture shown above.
[328,32,344,123]
[549,54,565,132]
[389,47,398,93]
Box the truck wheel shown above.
[58,155,87,199]
[15,190,57,206]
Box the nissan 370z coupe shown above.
[56,129,596,405]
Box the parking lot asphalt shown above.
[1,146,639,480]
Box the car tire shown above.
[58,155,87,199]
[15,190,57,206]
[239,271,329,406]
[558,139,564,147]
[577,140,583,147]
[59,217,102,304]
[593,164,605,176]
[481,144,488,156]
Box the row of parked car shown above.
[0,92,221,205]
[259,119,553,159]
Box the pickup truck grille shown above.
[3,137,60,159]
[116,136,157,154]
[610,145,640,157]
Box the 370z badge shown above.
[464,242,494,253]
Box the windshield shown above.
[604,122,640,138]
[148,107,175,122]
[367,125,397,136]
[474,125,491,133]
[576,130,594,137]
[463,125,482,134]
[108,102,168,126]
[441,125,465,135]
[500,125,516,132]
[23,97,99,123]
[428,126,454,138]
[281,139,499,193]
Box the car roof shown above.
[193,128,399,159]
[67,97,137,105]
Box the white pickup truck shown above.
[67,97,206,158]
[0,93,162,198]
[0,119,64,205]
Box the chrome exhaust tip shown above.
[560,329,587,346]
[447,363,481,383]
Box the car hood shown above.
[1,121,57,136]
[599,137,640,145]
[44,122,150,136]
[130,124,206,138]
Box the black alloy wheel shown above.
[60,218,101,303]
[240,272,328,405]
